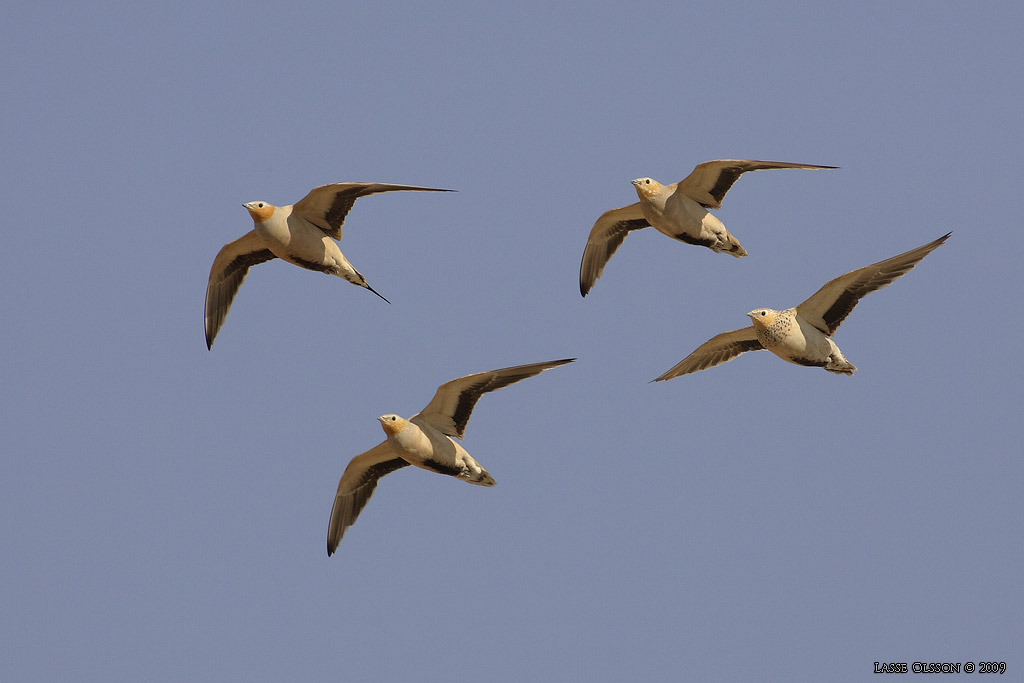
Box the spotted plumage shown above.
[751,308,792,348]
[579,159,837,296]
[327,358,574,556]
[204,181,454,348]
[653,233,950,380]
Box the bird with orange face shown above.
[327,359,574,555]
[653,233,950,380]
[579,159,836,296]
[204,182,453,348]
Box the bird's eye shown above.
[760,311,766,316]
[390,416,396,421]
[258,202,264,208]
[644,179,650,184]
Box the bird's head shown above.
[631,177,661,200]
[243,200,275,224]
[378,414,408,437]
[747,309,778,329]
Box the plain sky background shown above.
[2,2,1021,681]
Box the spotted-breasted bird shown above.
[653,233,950,380]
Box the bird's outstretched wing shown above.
[204,230,276,349]
[676,159,837,209]
[579,203,649,296]
[796,233,950,336]
[327,441,410,555]
[292,182,454,240]
[653,327,762,381]
[415,359,575,438]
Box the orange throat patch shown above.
[244,202,275,224]
[378,416,407,437]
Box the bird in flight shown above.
[579,159,836,296]
[327,358,575,555]
[204,182,453,348]
[653,233,950,380]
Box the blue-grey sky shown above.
[2,2,1021,681]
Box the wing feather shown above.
[292,182,454,240]
[579,203,649,296]
[415,359,575,438]
[796,233,950,335]
[327,441,409,555]
[204,230,276,349]
[653,328,762,381]
[677,159,837,209]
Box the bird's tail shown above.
[825,345,856,375]
[363,282,391,304]
[458,455,496,487]
[718,231,747,257]
[464,469,496,487]
[340,263,391,304]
